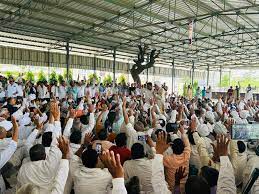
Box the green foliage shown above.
[5,71,13,79]
[103,74,113,86]
[63,70,73,81]
[192,81,199,94]
[38,70,47,82]
[25,71,35,82]
[117,74,126,85]
[219,74,230,87]
[58,74,64,84]
[49,71,58,84]
[88,73,99,84]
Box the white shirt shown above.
[37,85,45,99]
[51,85,59,98]
[6,83,19,97]
[17,84,24,97]
[77,86,85,98]
[59,85,67,99]
[70,155,113,194]
[123,158,154,193]
[125,123,153,149]
[17,142,62,194]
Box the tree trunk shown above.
[130,68,141,84]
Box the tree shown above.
[58,74,64,84]
[49,71,58,84]
[25,71,35,82]
[220,74,230,87]
[63,70,73,81]
[5,71,13,79]
[117,74,127,85]
[88,73,99,84]
[130,45,160,84]
[103,74,113,86]
[38,70,47,82]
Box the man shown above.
[109,133,131,165]
[123,142,154,193]
[153,81,165,111]
[143,82,153,103]
[0,117,18,193]
[227,86,234,99]
[70,145,113,193]
[50,81,59,99]
[59,80,67,100]
[163,124,191,192]
[37,81,45,100]
[67,81,78,101]
[6,77,18,98]
[17,136,69,194]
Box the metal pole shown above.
[191,60,195,86]
[65,40,70,81]
[47,49,50,80]
[172,59,175,93]
[229,70,231,86]
[219,66,222,87]
[93,55,96,74]
[207,64,210,86]
[113,48,116,87]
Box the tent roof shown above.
[1,0,259,70]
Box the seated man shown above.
[70,147,112,194]
[17,136,67,194]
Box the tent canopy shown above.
[0,0,259,70]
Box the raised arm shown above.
[122,96,129,125]
[100,150,127,194]
[216,135,236,194]
[63,109,75,138]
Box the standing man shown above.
[6,77,18,98]
[59,80,67,100]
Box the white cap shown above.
[154,81,161,88]
[0,120,13,131]
[197,124,210,137]
[213,122,227,135]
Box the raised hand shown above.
[175,166,187,186]
[156,132,169,155]
[211,134,230,162]
[84,132,94,145]
[100,150,124,178]
[57,136,70,159]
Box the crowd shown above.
[0,75,258,194]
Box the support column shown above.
[93,55,97,73]
[65,40,70,81]
[47,49,50,80]
[113,48,116,87]
[171,59,175,93]
[207,64,210,86]
[191,60,195,86]
[229,70,231,86]
[219,65,222,87]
